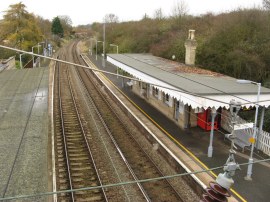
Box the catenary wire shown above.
[0,158,269,201]
[1,44,266,188]
[84,54,257,136]
[123,53,264,107]
[0,45,267,201]
[2,44,267,107]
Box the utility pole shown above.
[237,79,261,180]
[102,22,106,68]
[208,107,217,157]
[201,100,241,201]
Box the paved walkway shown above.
[89,54,270,202]
[0,67,49,201]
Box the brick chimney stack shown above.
[185,30,197,66]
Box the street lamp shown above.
[38,42,45,67]
[38,42,45,55]
[97,40,104,61]
[103,22,106,68]
[110,43,119,78]
[110,44,119,54]
[90,38,96,56]
[32,44,41,68]
[237,79,261,180]
[19,53,27,69]
[208,107,217,157]
[202,100,241,201]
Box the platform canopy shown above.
[107,54,270,110]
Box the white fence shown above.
[257,129,270,156]
[221,110,270,156]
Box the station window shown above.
[165,94,169,102]
[153,88,159,98]
[142,82,147,90]
[163,93,170,105]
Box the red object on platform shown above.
[197,109,218,131]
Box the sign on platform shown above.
[234,123,253,130]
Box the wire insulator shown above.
[200,182,231,202]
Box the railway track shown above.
[72,42,184,201]
[53,40,197,201]
[54,43,147,201]
[54,50,107,201]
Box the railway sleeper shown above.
[75,195,103,202]
[72,166,92,171]
[69,153,88,157]
[68,147,85,152]
[69,156,89,161]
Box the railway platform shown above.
[0,67,49,201]
[87,54,270,202]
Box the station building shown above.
[107,30,270,133]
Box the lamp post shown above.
[110,44,119,78]
[48,44,53,57]
[103,22,106,68]
[208,107,217,157]
[32,44,41,68]
[90,38,96,56]
[110,44,118,54]
[237,79,261,180]
[95,40,98,60]
[229,99,242,148]
[97,40,104,62]
[38,42,45,67]
[38,42,45,53]
[90,41,92,55]
[201,101,241,201]
[19,53,27,69]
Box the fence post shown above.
[256,107,265,149]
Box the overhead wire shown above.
[0,44,268,201]
[0,45,253,107]
[85,55,265,201]
[0,158,269,201]
[85,54,256,136]
[123,53,265,107]
[85,54,266,202]
[1,45,270,107]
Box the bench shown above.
[225,131,251,152]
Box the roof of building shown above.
[107,53,270,109]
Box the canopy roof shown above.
[107,54,270,109]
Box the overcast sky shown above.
[1,0,263,26]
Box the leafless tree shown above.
[104,13,119,23]
[263,0,270,9]
[153,8,164,20]
[171,0,189,18]
[58,15,73,36]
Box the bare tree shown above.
[104,13,119,23]
[58,15,73,36]
[263,0,270,9]
[171,0,189,18]
[153,8,164,20]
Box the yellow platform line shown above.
[86,58,246,202]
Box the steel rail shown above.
[80,54,184,201]
[85,65,183,200]
[69,42,109,202]
[73,46,151,201]
[56,58,75,202]
[75,66,151,202]
[77,49,183,201]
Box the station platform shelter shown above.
[107,54,270,134]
